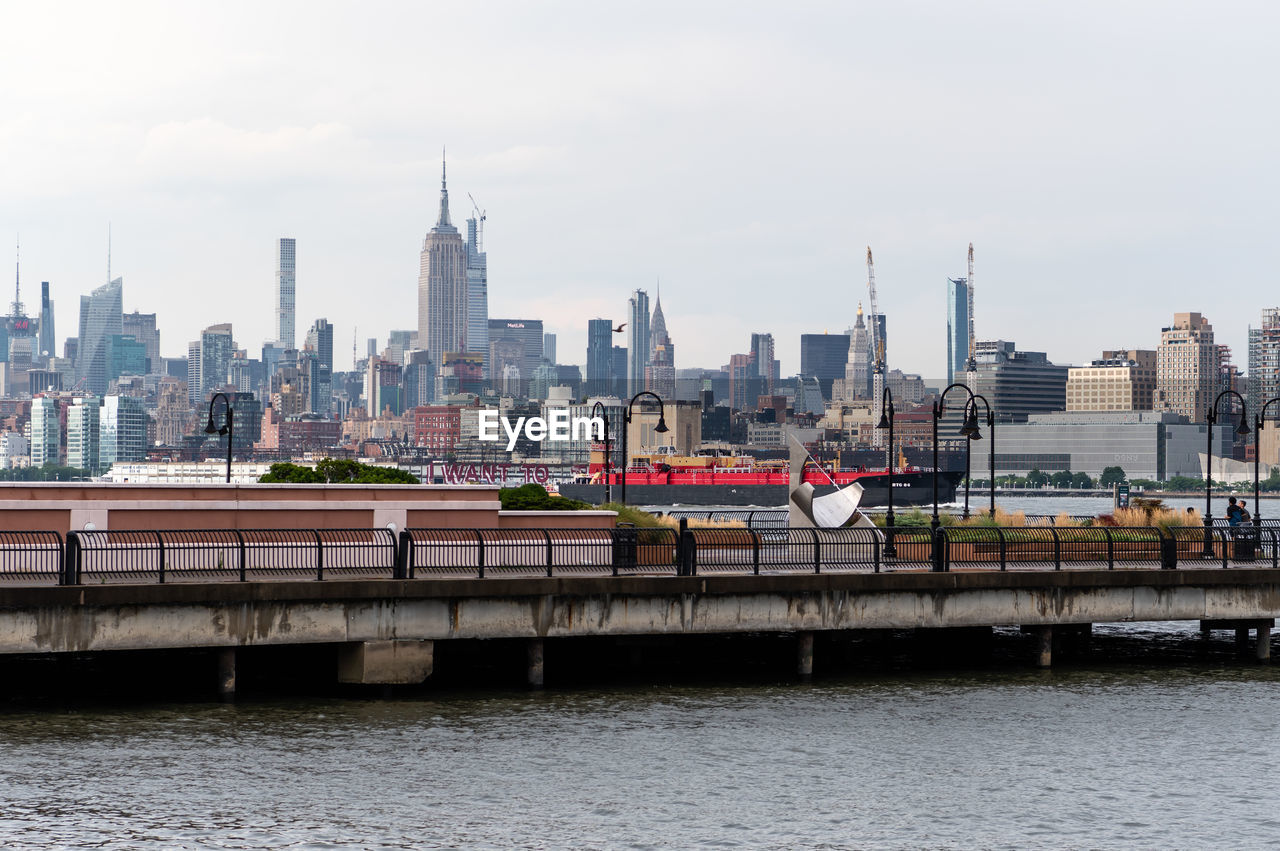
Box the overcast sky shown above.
[2,2,1277,378]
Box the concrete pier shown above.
[1257,625,1271,662]
[527,639,545,688]
[337,640,433,685]
[796,631,814,679]
[1036,627,1054,668]
[217,648,236,701]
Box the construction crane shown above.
[866,247,886,451]
[467,193,486,252]
[965,243,977,389]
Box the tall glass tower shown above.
[627,290,650,396]
[946,277,970,386]
[77,277,123,394]
[276,238,296,348]
[466,216,488,377]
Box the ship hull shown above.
[560,471,964,508]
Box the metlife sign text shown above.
[478,410,605,451]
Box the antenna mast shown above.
[12,235,21,318]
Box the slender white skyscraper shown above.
[466,214,488,377]
[276,238,296,348]
[627,289,650,395]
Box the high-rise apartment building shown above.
[418,158,468,371]
[647,295,676,398]
[466,215,489,376]
[946,277,970,385]
[543,333,557,365]
[276,237,296,348]
[101,394,146,468]
[1066,350,1157,411]
[728,353,754,412]
[30,395,60,467]
[627,290,650,396]
[67,397,100,474]
[190,323,234,405]
[122,311,159,373]
[38,281,54,362]
[1248,308,1280,424]
[611,346,628,391]
[77,277,123,395]
[1156,312,1217,422]
[586,319,614,396]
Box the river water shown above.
[5,632,1280,849]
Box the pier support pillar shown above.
[338,640,433,685]
[526,639,545,689]
[796,631,814,679]
[1236,628,1250,653]
[1257,624,1271,663]
[217,648,236,701]
[1036,627,1053,668]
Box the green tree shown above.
[1099,466,1127,487]
[499,483,591,511]
[258,460,418,484]
[1050,470,1073,489]
[1262,469,1280,492]
[1071,471,1094,489]
[1025,468,1049,488]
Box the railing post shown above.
[998,528,1007,571]
[873,529,880,573]
[543,530,554,578]
[1050,527,1061,571]
[474,529,485,578]
[1159,529,1177,569]
[812,529,821,574]
[1104,527,1114,570]
[685,529,697,576]
[676,518,688,576]
[234,529,247,582]
[396,530,411,579]
[748,510,756,529]
[61,531,78,586]
[931,528,945,572]
[750,529,760,575]
[155,530,166,584]
[312,529,324,580]
[1272,529,1278,570]
[1221,529,1228,569]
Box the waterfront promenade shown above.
[1,522,1279,695]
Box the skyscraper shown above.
[647,295,675,398]
[800,332,850,399]
[38,281,54,362]
[844,307,871,399]
[946,277,970,385]
[627,289,650,396]
[276,238,296,348]
[418,156,468,371]
[1156,312,1217,421]
[750,332,777,395]
[305,318,334,415]
[466,214,489,376]
[123,311,159,373]
[543,333,557,365]
[194,323,234,404]
[586,319,614,396]
[488,319,544,386]
[77,277,123,395]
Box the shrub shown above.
[499,483,592,511]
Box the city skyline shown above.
[2,3,1277,379]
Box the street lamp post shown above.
[619,391,669,505]
[204,392,235,484]
[1203,389,1250,556]
[1254,397,1280,528]
[968,393,995,517]
[590,400,611,505]
[875,386,896,557]
[932,384,983,571]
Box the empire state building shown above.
[417,155,469,369]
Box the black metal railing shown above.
[2,523,1275,586]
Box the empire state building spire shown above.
[434,149,455,231]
